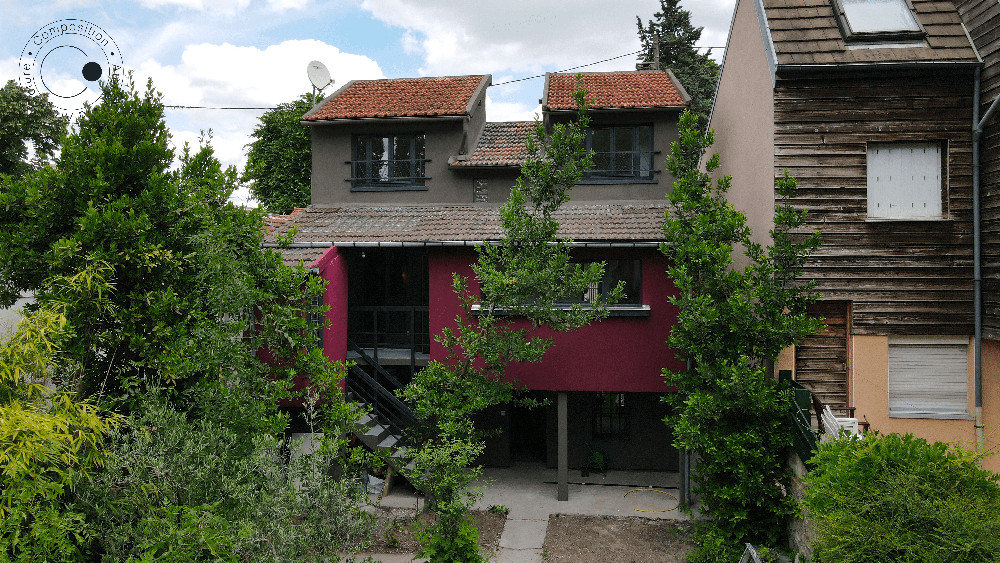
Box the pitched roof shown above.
[452,121,535,167]
[763,0,979,66]
[263,207,306,233]
[544,71,688,111]
[303,75,488,121]
[264,204,669,251]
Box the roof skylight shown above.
[841,0,921,34]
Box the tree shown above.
[0,75,374,561]
[637,0,720,129]
[242,93,315,213]
[400,84,621,563]
[0,80,68,180]
[0,75,340,412]
[660,111,822,561]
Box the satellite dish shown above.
[307,60,334,91]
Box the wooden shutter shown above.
[888,336,969,418]
[867,142,942,219]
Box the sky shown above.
[1,0,736,206]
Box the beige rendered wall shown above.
[853,335,999,473]
[708,0,775,268]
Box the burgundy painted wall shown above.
[311,246,348,364]
[428,248,682,393]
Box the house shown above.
[709,0,999,471]
[263,71,691,480]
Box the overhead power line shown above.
[160,46,726,110]
[492,50,642,86]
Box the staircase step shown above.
[365,424,389,438]
[377,435,400,450]
[391,447,409,459]
[355,413,376,428]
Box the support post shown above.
[557,392,568,501]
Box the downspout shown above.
[972,65,1000,452]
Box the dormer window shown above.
[581,125,656,184]
[832,0,924,41]
[351,134,429,191]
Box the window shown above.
[351,134,427,190]
[307,291,324,349]
[593,393,630,440]
[583,125,654,182]
[888,336,970,419]
[832,0,923,40]
[561,259,642,305]
[867,142,943,219]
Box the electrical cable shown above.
[624,487,680,513]
[159,45,725,109]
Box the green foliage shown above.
[0,80,69,180]
[803,433,1000,563]
[130,503,237,563]
[242,94,315,213]
[1,74,371,561]
[401,81,616,561]
[0,273,121,563]
[637,0,720,128]
[660,111,822,553]
[414,504,485,563]
[0,74,336,411]
[76,385,374,562]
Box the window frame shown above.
[349,133,430,191]
[307,286,325,350]
[865,140,947,221]
[592,392,631,441]
[830,0,926,42]
[557,259,643,306]
[580,124,657,184]
[888,336,973,420]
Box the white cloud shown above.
[484,92,539,123]
[135,0,252,14]
[127,39,383,205]
[134,39,383,107]
[359,0,736,76]
[266,0,310,11]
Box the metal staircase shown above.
[345,341,420,477]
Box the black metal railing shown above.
[348,340,407,391]
[348,306,429,375]
[346,364,418,432]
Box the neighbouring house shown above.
[263,70,690,476]
[710,0,999,471]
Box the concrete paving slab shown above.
[372,462,686,563]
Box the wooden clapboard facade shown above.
[957,0,1000,340]
[710,0,980,416]
[776,70,976,336]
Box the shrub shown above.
[75,385,376,562]
[803,432,1000,563]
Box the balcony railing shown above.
[348,306,430,378]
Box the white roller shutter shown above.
[867,142,942,219]
[888,336,970,419]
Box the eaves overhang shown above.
[262,240,666,248]
[300,114,467,126]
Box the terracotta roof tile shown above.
[452,122,535,167]
[263,207,307,233]
[545,71,687,111]
[304,75,486,120]
[264,204,669,252]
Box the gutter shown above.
[972,66,1000,452]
